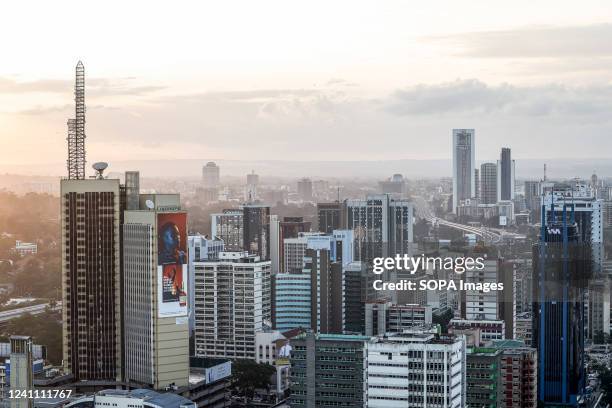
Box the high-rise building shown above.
[242,204,270,260]
[480,162,498,204]
[533,202,591,405]
[497,147,515,202]
[452,129,476,213]
[278,217,311,272]
[289,332,369,408]
[366,332,466,408]
[343,261,375,334]
[492,339,538,408]
[123,195,189,389]
[466,347,502,408]
[274,231,354,333]
[272,273,312,331]
[345,194,413,262]
[211,210,243,251]
[61,177,122,381]
[187,234,224,332]
[297,178,313,202]
[246,171,259,201]
[202,162,220,188]
[193,252,271,360]
[9,336,33,408]
[474,168,480,200]
[316,202,344,234]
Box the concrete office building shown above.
[466,347,502,408]
[242,204,270,260]
[365,301,433,336]
[61,178,122,381]
[279,217,311,270]
[317,202,344,234]
[492,339,538,408]
[211,210,243,251]
[9,336,33,408]
[65,389,196,408]
[202,162,220,188]
[480,162,497,205]
[123,194,189,389]
[193,252,271,360]
[463,256,502,321]
[187,235,225,332]
[497,147,515,202]
[452,129,476,213]
[297,178,313,202]
[345,194,413,262]
[289,332,369,408]
[367,332,466,408]
[245,171,259,201]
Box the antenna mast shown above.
[67,61,86,179]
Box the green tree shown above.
[1,311,62,364]
[232,359,275,400]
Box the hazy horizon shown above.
[3,1,612,168]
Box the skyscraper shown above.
[497,147,515,202]
[61,61,122,382]
[61,177,122,381]
[452,129,475,213]
[123,195,189,389]
[480,162,497,204]
[533,202,591,405]
[202,162,220,188]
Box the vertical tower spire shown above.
[67,61,86,179]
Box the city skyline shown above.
[3,1,612,167]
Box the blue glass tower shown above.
[532,202,591,406]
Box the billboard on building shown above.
[157,212,188,318]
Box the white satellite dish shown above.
[92,162,109,179]
[145,199,155,210]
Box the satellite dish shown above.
[145,199,155,210]
[92,162,109,179]
[92,162,108,172]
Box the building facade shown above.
[452,129,476,213]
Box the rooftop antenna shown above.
[67,61,86,179]
[92,162,108,179]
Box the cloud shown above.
[429,24,612,59]
[385,79,612,118]
[0,76,165,96]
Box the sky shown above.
[2,0,612,172]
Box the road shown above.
[0,302,62,325]
[413,196,523,244]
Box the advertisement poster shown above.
[157,212,188,318]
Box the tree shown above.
[1,311,62,364]
[232,359,276,400]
